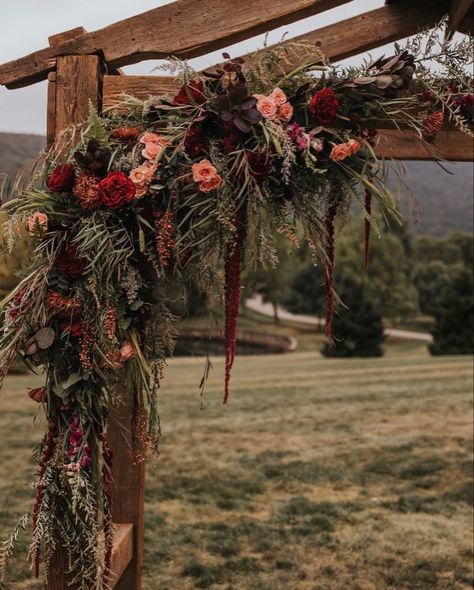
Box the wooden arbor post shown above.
[0,1,473,589]
[45,30,142,590]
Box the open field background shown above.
[0,340,472,590]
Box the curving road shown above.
[245,294,433,343]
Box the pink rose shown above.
[192,159,219,183]
[329,143,352,162]
[278,102,293,121]
[271,87,287,106]
[347,139,361,155]
[199,175,223,192]
[140,132,167,147]
[256,97,278,120]
[28,212,48,235]
[142,142,163,162]
[119,341,135,362]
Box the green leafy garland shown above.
[0,26,472,588]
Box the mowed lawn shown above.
[0,348,472,590]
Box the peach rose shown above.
[28,212,48,234]
[347,139,361,155]
[192,159,219,183]
[141,132,167,147]
[278,102,293,121]
[199,175,223,192]
[271,87,287,106]
[130,163,157,185]
[142,142,165,162]
[253,93,266,101]
[256,97,278,120]
[119,341,135,362]
[329,143,352,162]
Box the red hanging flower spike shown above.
[364,189,372,272]
[223,221,244,404]
[154,211,175,269]
[324,202,338,343]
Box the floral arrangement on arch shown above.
[0,24,472,589]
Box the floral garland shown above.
[0,27,472,588]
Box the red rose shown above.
[60,320,83,338]
[184,124,208,158]
[308,87,340,127]
[223,131,242,154]
[56,245,87,279]
[461,94,474,123]
[47,164,75,193]
[246,151,271,183]
[173,80,206,106]
[98,172,136,209]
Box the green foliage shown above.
[321,276,385,358]
[429,267,474,355]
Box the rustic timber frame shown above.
[0,0,472,588]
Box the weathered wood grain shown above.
[54,55,102,142]
[46,72,56,148]
[0,0,353,89]
[103,75,180,110]
[102,0,448,110]
[447,0,473,36]
[109,394,146,590]
[110,523,134,588]
[376,129,474,161]
[48,26,88,47]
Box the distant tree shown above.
[247,237,300,324]
[321,276,385,358]
[429,268,474,355]
[412,260,453,317]
[284,263,327,318]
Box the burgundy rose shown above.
[308,87,340,127]
[461,94,474,123]
[173,80,206,106]
[246,151,271,183]
[56,245,87,279]
[98,172,136,210]
[60,320,83,338]
[47,164,75,193]
[184,124,208,158]
[223,131,242,154]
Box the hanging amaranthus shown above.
[223,219,244,404]
[324,200,338,343]
[364,188,372,271]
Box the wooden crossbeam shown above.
[447,0,473,36]
[456,5,474,34]
[102,0,448,111]
[110,524,134,588]
[376,129,474,161]
[0,0,353,89]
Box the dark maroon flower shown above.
[461,94,474,122]
[223,131,242,154]
[184,124,208,157]
[98,172,136,210]
[56,245,87,279]
[173,80,206,106]
[59,320,83,338]
[47,164,75,193]
[246,151,271,183]
[308,87,340,127]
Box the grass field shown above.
[0,345,472,590]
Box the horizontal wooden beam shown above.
[110,523,134,588]
[0,0,352,89]
[457,5,474,34]
[376,129,474,161]
[102,0,448,110]
[447,0,473,37]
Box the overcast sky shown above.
[0,0,391,135]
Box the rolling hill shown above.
[0,132,472,236]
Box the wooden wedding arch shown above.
[0,0,473,588]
